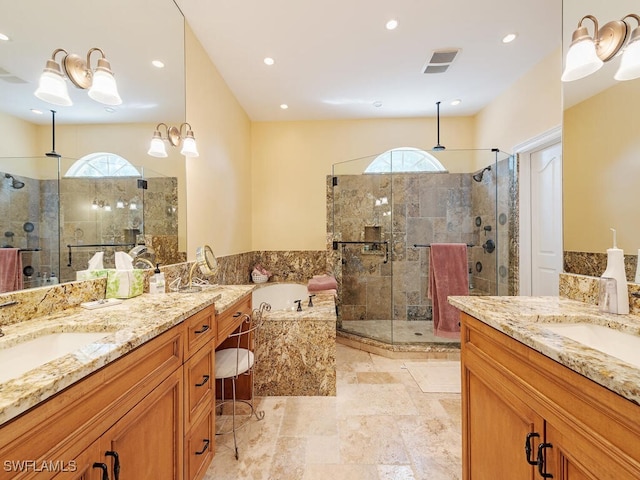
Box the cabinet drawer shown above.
[184,410,214,480]
[184,305,215,357]
[184,343,214,431]
[215,294,251,346]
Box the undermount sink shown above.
[543,323,640,369]
[0,331,113,383]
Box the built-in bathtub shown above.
[252,282,309,311]
[251,282,336,396]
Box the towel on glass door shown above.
[0,248,23,293]
[428,243,468,339]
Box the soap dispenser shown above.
[600,228,629,314]
[149,263,166,294]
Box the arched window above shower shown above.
[64,152,141,178]
[364,147,447,173]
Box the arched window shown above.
[64,152,140,177]
[364,147,447,173]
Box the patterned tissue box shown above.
[105,269,145,299]
[76,269,110,281]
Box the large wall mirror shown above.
[563,0,640,265]
[0,0,186,291]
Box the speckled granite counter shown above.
[448,295,640,405]
[0,284,254,426]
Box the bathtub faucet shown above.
[308,294,316,307]
[294,299,302,312]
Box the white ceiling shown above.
[0,0,564,126]
[176,0,562,121]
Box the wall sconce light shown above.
[34,47,122,106]
[562,14,640,82]
[91,198,111,211]
[147,123,199,158]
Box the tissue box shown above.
[76,269,110,281]
[106,269,145,299]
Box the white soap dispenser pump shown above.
[601,228,629,314]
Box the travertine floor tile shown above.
[205,343,462,479]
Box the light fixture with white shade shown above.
[34,47,122,106]
[147,122,199,158]
[615,14,640,81]
[562,13,640,82]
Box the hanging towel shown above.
[0,248,23,293]
[308,274,337,292]
[428,243,468,339]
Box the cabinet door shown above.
[545,421,640,480]
[48,442,102,480]
[463,362,544,479]
[99,368,183,480]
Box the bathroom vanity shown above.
[449,296,640,479]
[0,285,253,480]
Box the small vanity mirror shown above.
[181,245,218,293]
[196,245,219,277]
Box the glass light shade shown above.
[614,34,640,81]
[561,38,603,82]
[116,199,125,209]
[104,203,112,212]
[129,202,137,210]
[34,70,72,106]
[180,136,199,158]
[88,69,122,106]
[148,137,168,158]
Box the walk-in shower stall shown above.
[329,148,515,347]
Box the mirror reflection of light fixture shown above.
[562,14,640,82]
[34,48,122,106]
[147,122,199,158]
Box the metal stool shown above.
[215,302,270,459]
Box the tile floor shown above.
[204,343,462,480]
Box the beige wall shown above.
[0,111,40,157]
[475,48,562,155]
[184,25,253,259]
[563,80,640,253]
[251,116,475,251]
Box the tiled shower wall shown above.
[328,158,515,324]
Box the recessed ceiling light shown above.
[264,57,275,66]
[373,101,383,108]
[502,33,518,44]
[152,60,165,68]
[385,19,398,30]
[0,33,9,41]
[280,104,288,110]
[104,107,116,113]
[30,109,43,115]
[450,99,462,106]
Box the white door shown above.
[530,142,563,295]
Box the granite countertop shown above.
[0,284,254,426]
[448,295,640,405]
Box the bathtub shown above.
[252,283,309,311]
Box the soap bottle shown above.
[149,263,166,294]
[601,228,629,314]
[49,272,58,285]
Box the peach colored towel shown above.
[308,274,337,292]
[0,248,23,293]
[428,243,468,339]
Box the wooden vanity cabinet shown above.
[461,312,640,480]
[0,303,220,480]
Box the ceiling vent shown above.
[423,48,461,74]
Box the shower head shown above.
[472,166,492,183]
[5,174,25,189]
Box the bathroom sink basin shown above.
[544,323,640,368]
[0,331,113,383]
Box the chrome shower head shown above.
[5,174,25,189]
[472,166,492,183]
